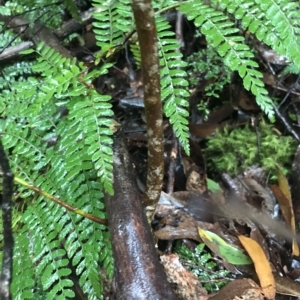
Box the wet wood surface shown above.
[105,129,176,300]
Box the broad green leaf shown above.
[206,178,221,193]
[198,227,253,265]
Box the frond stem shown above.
[0,173,108,226]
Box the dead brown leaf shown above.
[189,123,225,138]
[238,236,276,299]
[208,278,263,300]
[274,165,299,256]
[275,274,300,297]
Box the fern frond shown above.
[156,15,190,154]
[30,43,115,193]
[130,42,141,68]
[0,25,34,91]
[23,200,75,300]
[256,0,300,66]
[1,42,114,298]
[219,0,300,67]
[92,0,134,55]
[0,61,34,90]
[152,0,178,10]
[11,231,36,299]
[281,63,300,76]
[179,0,274,118]
[19,0,64,29]
[37,146,110,298]
[64,89,114,193]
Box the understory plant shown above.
[176,243,230,292]
[0,0,299,298]
[187,44,231,97]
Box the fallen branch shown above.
[0,140,14,300]
[105,129,176,300]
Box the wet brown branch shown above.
[0,140,14,300]
[105,129,176,300]
[131,0,164,207]
[0,41,34,62]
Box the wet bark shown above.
[105,129,176,300]
[0,140,14,300]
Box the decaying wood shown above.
[105,129,176,300]
[160,254,208,300]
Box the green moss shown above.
[204,123,297,178]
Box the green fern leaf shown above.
[257,0,300,66]
[93,0,134,54]
[11,232,36,299]
[219,0,300,67]
[1,39,115,298]
[130,42,142,67]
[156,16,190,154]
[22,200,75,299]
[180,0,274,118]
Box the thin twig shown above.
[271,102,300,142]
[166,136,178,194]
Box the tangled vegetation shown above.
[176,243,231,292]
[0,0,299,298]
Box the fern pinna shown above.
[156,15,190,155]
[0,43,114,299]
[218,0,300,66]
[92,0,134,55]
